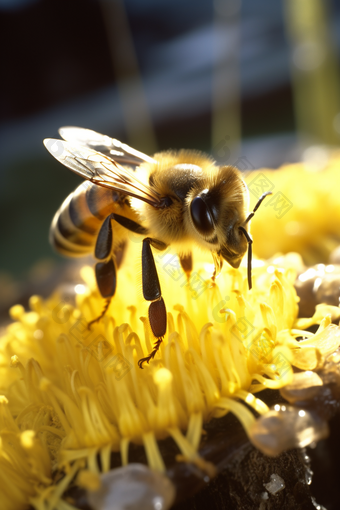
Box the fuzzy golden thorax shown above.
[133,151,249,262]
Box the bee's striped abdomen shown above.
[50,181,121,257]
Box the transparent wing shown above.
[58,126,156,167]
[43,138,162,207]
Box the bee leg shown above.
[112,213,148,236]
[138,237,168,369]
[87,295,112,329]
[211,252,223,282]
[88,214,117,328]
[179,252,193,279]
[138,337,164,369]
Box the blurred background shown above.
[1,0,340,303]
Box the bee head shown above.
[187,165,249,267]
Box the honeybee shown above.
[44,127,271,368]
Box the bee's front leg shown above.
[138,237,168,369]
[179,252,193,279]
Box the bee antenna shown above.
[244,191,272,225]
[239,226,253,290]
[240,191,272,289]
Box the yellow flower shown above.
[247,151,340,263]
[0,242,338,509]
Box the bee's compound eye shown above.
[190,196,215,236]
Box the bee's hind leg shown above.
[138,237,168,369]
[88,214,117,329]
